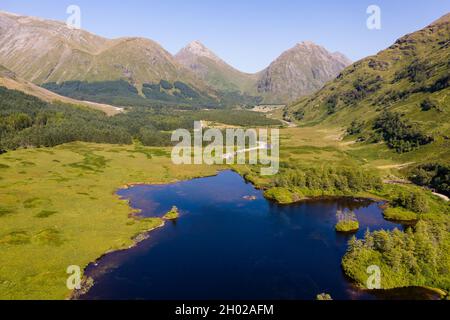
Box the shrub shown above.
[164,206,179,220]
[383,207,417,221]
[316,293,333,300]
[293,109,305,120]
[325,95,338,114]
[420,98,441,112]
[274,166,382,193]
[174,81,200,99]
[347,120,365,136]
[160,80,174,90]
[264,187,296,204]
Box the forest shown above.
[0,86,279,151]
[373,111,433,153]
[273,166,383,194]
[409,163,450,197]
[343,219,450,291]
[42,80,263,109]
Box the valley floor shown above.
[0,125,448,299]
[0,142,223,299]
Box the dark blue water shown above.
[81,170,414,300]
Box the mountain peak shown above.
[178,41,221,63]
[296,41,320,48]
[289,42,352,65]
[288,41,329,56]
[187,40,207,48]
[257,41,352,102]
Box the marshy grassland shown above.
[0,142,222,299]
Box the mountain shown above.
[175,41,258,94]
[0,64,122,115]
[0,11,200,86]
[0,11,217,107]
[176,40,351,104]
[256,41,352,103]
[288,13,450,151]
[0,11,351,107]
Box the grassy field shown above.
[235,124,449,218]
[237,122,450,184]
[0,142,222,299]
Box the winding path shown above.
[223,141,269,160]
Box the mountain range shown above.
[0,11,351,107]
[175,40,351,104]
[0,11,201,87]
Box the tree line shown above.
[343,219,450,291]
[274,166,382,193]
[0,86,280,151]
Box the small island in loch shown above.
[164,206,180,220]
[335,210,360,233]
[316,293,333,300]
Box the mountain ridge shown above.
[0,10,351,106]
[0,11,209,93]
[176,40,351,102]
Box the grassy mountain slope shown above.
[288,14,450,139]
[0,65,122,115]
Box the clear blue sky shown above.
[1,0,449,73]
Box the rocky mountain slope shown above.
[175,41,258,94]
[257,41,352,103]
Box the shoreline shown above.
[358,285,447,300]
[68,170,226,300]
[69,220,166,300]
[71,169,447,300]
